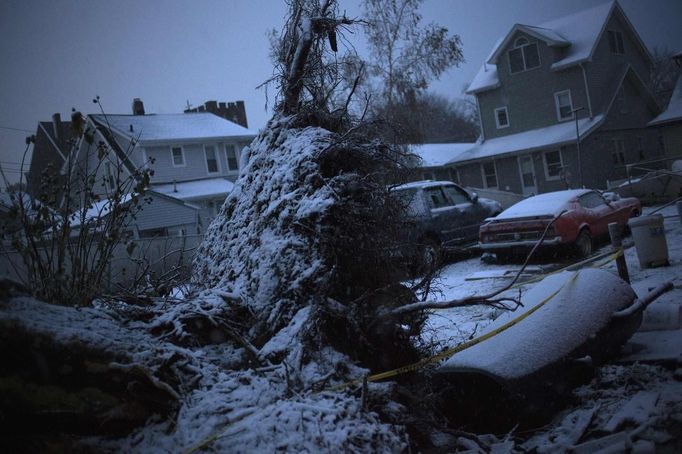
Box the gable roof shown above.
[648,76,682,126]
[467,1,653,94]
[90,113,256,145]
[486,24,570,64]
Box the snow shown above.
[648,76,682,126]
[409,142,474,167]
[438,269,635,379]
[540,1,615,71]
[69,193,133,227]
[91,113,256,144]
[467,1,620,93]
[493,189,588,219]
[151,177,235,201]
[450,115,604,164]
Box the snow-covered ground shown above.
[1,204,680,452]
[419,203,682,451]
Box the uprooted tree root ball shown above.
[192,114,425,372]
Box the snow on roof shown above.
[540,1,614,71]
[449,114,604,164]
[494,189,589,219]
[69,194,133,227]
[410,143,475,167]
[91,113,256,144]
[468,1,621,93]
[439,269,636,380]
[649,76,682,126]
[152,177,235,201]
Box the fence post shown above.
[608,222,630,284]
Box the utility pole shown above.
[572,106,586,188]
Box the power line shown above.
[0,125,34,133]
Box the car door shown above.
[423,185,469,245]
[577,192,617,237]
[440,184,480,243]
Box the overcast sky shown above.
[1,0,680,185]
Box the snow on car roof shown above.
[392,180,460,191]
[439,269,635,380]
[495,189,590,219]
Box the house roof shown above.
[90,113,256,145]
[649,76,682,126]
[410,143,475,167]
[151,177,235,201]
[449,114,605,165]
[467,1,653,94]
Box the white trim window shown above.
[225,144,239,172]
[204,145,220,174]
[554,90,574,121]
[543,150,563,181]
[171,146,185,167]
[508,36,540,74]
[481,161,498,188]
[607,30,625,54]
[494,107,510,129]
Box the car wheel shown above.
[574,230,592,258]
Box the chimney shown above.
[132,98,145,115]
[52,113,61,142]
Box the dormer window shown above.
[508,37,540,74]
[494,107,510,128]
[607,30,624,54]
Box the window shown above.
[495,107,510,128]
[508,37,540,74]
[579,192,606,209]
[443,185,470,205]
[481,161,498,188]
[612,139,626,165]
[424,187,450,209]
[543,150,563,180]
[607,30,624,54]
[204,145,219,173]
[225,145,239,171]
[171,146,185,167]
[554,90,574,121]
[449,168,460,184]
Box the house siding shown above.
[135,195,198,233]
[143,141,244,184]
[585,10,652,114]
[477,31,589,141]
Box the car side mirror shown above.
[471,192,479,203]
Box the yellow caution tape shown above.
[328,271,581,391]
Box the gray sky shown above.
[1,0,680,185]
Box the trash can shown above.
[628,214,669,268]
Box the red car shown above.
[479,189,641,259]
